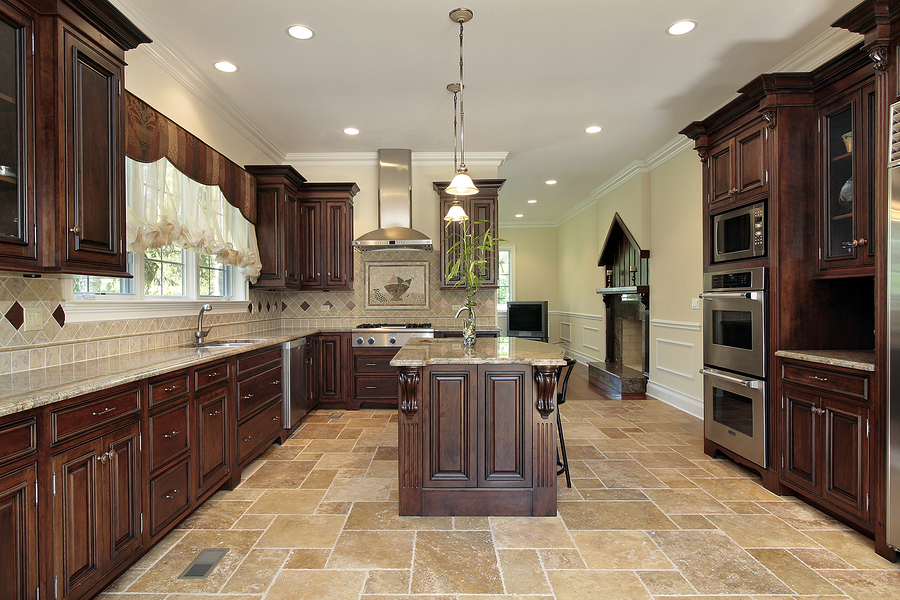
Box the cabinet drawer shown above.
[148,371,190,408]
[238,400,283,463]
[352,352,397,374]
[148,402,190,472]
[50,386,141,444]
[236,346,282,377]
[781,362,869,401]
[355,375,398,399]
[237,365,283,420]
[149,458,191,537]
[0,415,38,466]
[194,360,230,392]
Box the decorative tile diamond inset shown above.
[300,301,310,311]
[52,304,66,327]
[248,303,253,314]
[5,301,23,330]
[282,301,287,312]
[266,302,271,312]
[346,300,356,310]
[257,302,262,313]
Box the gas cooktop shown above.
[355,323,432,330]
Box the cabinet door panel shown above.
[52,440,103,600]
[284,193,300,287]
[479,368,530,486]
[781,387,818,493]
[318,334,345,402]
[426,369,476,486]
[63,29,124,271]
[823,398,868,518]
[736,125,765,196]
[195,387,229,497]
[708,140,733,205]
[253,187,283,285]
[0,462,38,600]
[324,200,349,288]
[470,199,497,285]
[299,201,321,287]
[104,423,142,564]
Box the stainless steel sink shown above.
[185,339,267,349]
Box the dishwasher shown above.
[283,338,308,429]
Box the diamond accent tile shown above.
[346,300,356,310]
[257,302,262,313]
[282,301,287,312]
[267,301,271,312]
[300,301,310,311]
[248,302,254,314]
[5,301,23,330]
[52,304,65,327]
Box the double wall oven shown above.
[701,267,768,468]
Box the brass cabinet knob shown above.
[69,226,80,236]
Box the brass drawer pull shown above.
[163,384,182,392]
[271,379,281,385]
[243,435,253,442]
[208,410,221,417]
[92,407,115,417]
[208,371,220,377]
[163,430,180,439]
[810,375,828,382]
[272,416,280,421]
[243,394,254,399]
[366,386,377,389]
[164,489,180,499]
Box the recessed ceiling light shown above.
[515,214,524,218]
[287,24,315,40]
[585,126,602,133]
[343,127,360,135]
[545,180,557,185]
[527,199,537,204]
[214,61,238,73]
[667,20,696,36]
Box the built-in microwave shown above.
[712,201,765,263]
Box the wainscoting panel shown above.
[559,321,572,342]
[655,338,696,380]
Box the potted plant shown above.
[444,218,503,346]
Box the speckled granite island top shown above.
[774,349,875,372]
[390,336,566,367]
[0,327,322,418]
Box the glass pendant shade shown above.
[444,201,469,222]
[446,171,478,196]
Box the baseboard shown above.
[550,344,599,366]
[646,381,703,419]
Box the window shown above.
[497,245,515,313]
[143,247,185,296]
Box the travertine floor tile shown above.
[636,570,696,595]
[326,530,415,569]
[571,530,673,569]
[363,569,410,595]
[239,460,318,489]
[558,500,678,530]
[705,514,819,548]
[491,516,574,548]
[497,549,552,594]
[411,530,503,594]
[547,569,652,600]
[256,514,345,548]
[246,489,326,514]
[266,569,365,600]
[643,487,731,515]
[818,569,900,600]
[322,476,392,502]
[746,548,842,595]
[804,530,894,570]
[344,501,452,530]
[220,548,290,594]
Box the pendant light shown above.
[445,8,478,197]
[444,82,469,222]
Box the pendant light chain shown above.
[445,8,477,197]
[458,19,466,174]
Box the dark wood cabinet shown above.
[306,336,319,410]
[0,462,39,600]
[0,0,37,266]
[350,347,399,410]
[51,418,142,600]
[194,385,228,500]
[317,332,348,405]
[434,180,504,289]
[0,0,149,274]
[298,182,358,291]
[779,359,871,524]
[246,165,306,290]
[233,345,284,471]
[0,413,39,600]
[817,82,876,276]
[706,121,768,209]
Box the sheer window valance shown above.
[124,92,257,224]
[126,157,262,282]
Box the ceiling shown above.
[110,0,863,225]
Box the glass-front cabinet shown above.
[818,82,875,276]
[0,1,34,264]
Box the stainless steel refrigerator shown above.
[887,101,900,552]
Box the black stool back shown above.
[556,357,577,487]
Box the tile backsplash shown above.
[0,249,496,374]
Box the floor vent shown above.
[329,412,343,419]
[178,548,228,579]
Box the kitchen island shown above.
[391,337,566,516]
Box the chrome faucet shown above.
[455,306,474,319]
[194,304,213,343]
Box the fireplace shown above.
[589,214,649,399]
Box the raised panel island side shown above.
[391,337,566,516]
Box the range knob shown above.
[389,337,397,344]
[367,337,375,345]
[356,337,364,345]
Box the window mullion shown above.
[184,250,199,301]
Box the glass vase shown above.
[462,311,476,347]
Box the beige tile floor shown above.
[99,365,900,600]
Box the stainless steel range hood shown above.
[352,149,433,250]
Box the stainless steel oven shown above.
[701,367,767,468]
[701,267,766,379]
[712,201,766,263]
[701,267,768,468]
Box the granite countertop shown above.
[774,349,876,372]
[391,337,566,367]
[0,327,322,418]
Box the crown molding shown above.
[645,136,694,170]
[284,151,508,168]
[114,0,286,163]
[498,220,559,229]
[771,28,861,73]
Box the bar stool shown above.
[556,357,577,488]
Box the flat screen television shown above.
[506,301,549,341]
